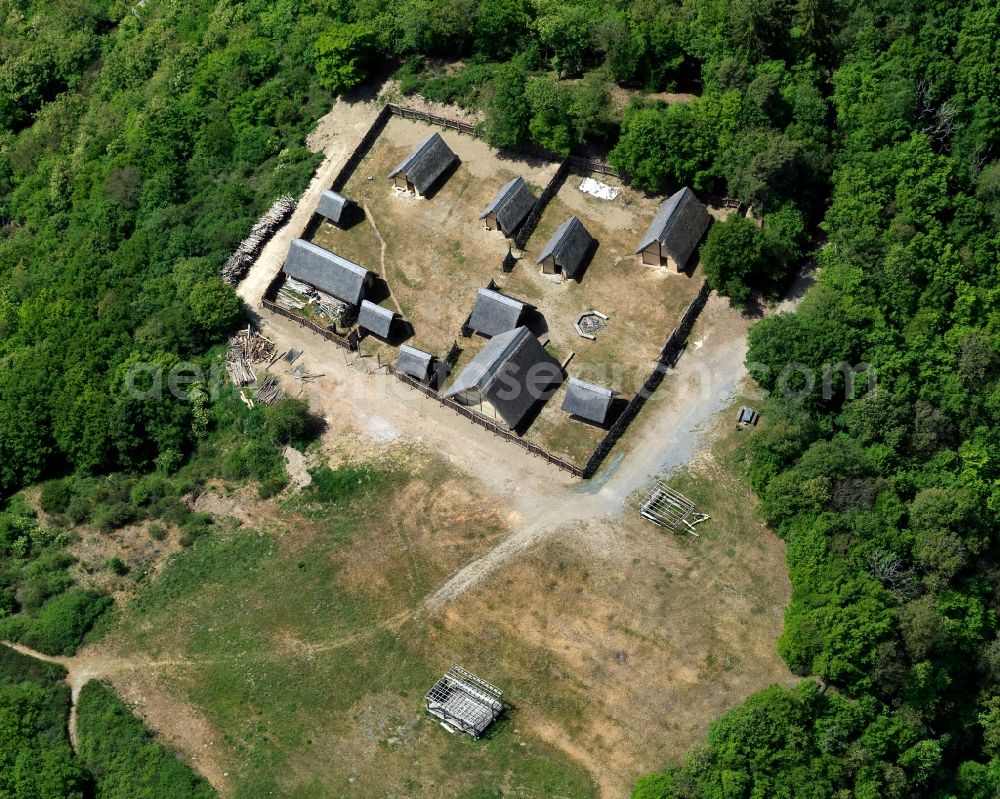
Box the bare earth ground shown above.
[11,289,792,797]
[24,91,801,798]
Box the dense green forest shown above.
[1,0,998,795]
[76,681,216,798]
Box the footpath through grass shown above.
[104,461,597,798]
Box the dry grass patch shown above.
[430,402,793,796]
[324,116,558,356]
[330,456,511,617]
[511,179,703,390]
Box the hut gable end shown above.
[635,187,711,270]
[316,190,348,225]
[535,216,594,278]
[444,326,562,428]
[387,132,458,195]
[479,177,537,236]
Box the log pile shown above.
[253,373,284,405]
[220,195,297,286]
[227,326,277,386]
[275,277,350,325]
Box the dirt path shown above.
[423,292,755,609]
[362,201,403,315]
[237,92,386,307]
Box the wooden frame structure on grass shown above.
[425,665,503,738]
[640,482,709,535]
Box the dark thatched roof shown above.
[444,327,562,428]
[479,177,536,236]
[535,216,594,278]
[561,378,613,424]
[396,344,434,381]
[634,187,711,268]
[316,190,348,224]
[282,239,371,305]
[387,132,458,195]
[358,300,395,338]
[468,288,526,337]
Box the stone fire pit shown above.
[574,310,608,340]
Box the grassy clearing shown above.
[101,457,597,798]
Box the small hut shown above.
[425,666,503,738]
[562,378,614,425]
[467,287,528,338]
[316,190,349,226]
[358,300,396,339]
[444,326,562,429]
[388,132,458,196]
[535,216,594,279]
[281,239,373,307]
[396,344,434,383]
[635,187,711,271]
[479,177,536,237]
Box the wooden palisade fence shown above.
[385,363,585,477]
[251,102,725,479]
[580,282,712,478]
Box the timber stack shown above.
[253,373,284,405]
[221,195,296,285]
[227,326,277,386]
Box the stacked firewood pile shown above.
[252,373,284,405]
[220,195,296,286]
[226,326,278,386]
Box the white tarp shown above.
[579,177,620,200]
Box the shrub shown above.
[178,513,213,547]
[263,397,316,446]
[154,496,191,527]
[66,495,91,524]
[92,502,135,533]
[106,557,128,576]
[19,552,75,612]
[1,589,112,656]
[257,474,289,499]
[223,439,283,481]
[0,586,17,617]
[39,479,73,514]
[130,474,172,507]
[76,680,216,798]
[147,523,167,541]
